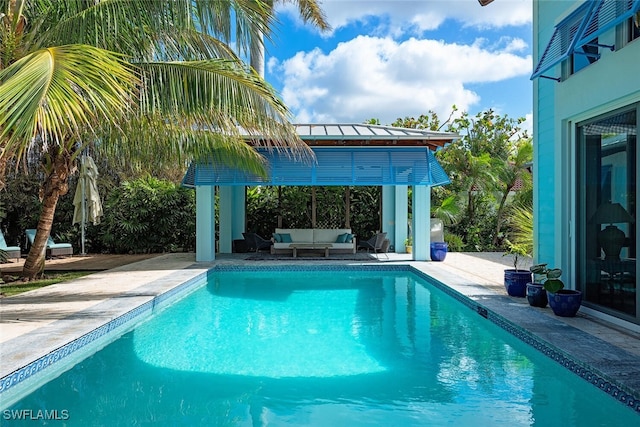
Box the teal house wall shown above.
[533,0,640,330]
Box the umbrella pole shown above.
[81,156,86,255]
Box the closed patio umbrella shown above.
[73,155,103,254]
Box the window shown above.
[576,106,638,321]
[571,37,600,74]
[628,15,640,42]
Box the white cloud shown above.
[269,35,531,124]
[278,0,532,36]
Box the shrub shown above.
[444,233,464,252]
[101,176,195,253]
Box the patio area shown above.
[1,252,639,410]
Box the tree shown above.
[438,109,528,249]
[492,138,532,246]
[391,106,458,132]
[0,0,320,278]
[249,0,330,76]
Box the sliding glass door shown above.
[576,106,638,322]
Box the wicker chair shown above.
[242,232,273,253]
[358,232,388,256]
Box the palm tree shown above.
[248,0,330,76]
[0,0,321,279]
[492,138,533,246]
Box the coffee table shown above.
[289,243,333,258]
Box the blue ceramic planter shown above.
[526,283,548,308]
[430,242,448,262]
[548,290,582,317]
[504,269,531,297]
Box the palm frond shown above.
[508,204,533,255]
[39,1,277,61]
[97,116,269,177]
[0,44,138,161]
[135,59,312,158]
[282,0,331,31]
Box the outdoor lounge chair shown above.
[0,229,21,262]
[242,232,273,253]
[25,229,73,258]
[358,232,388,256]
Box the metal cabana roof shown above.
[182,123,457,188]
[292,123,455,149]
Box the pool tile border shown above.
[0,271,207,400]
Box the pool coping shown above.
[1,255,639,415]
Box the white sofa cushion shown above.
[275,228,313,243]
[313,228,351,243]
[272,228,355,253]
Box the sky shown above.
[263,0,534,134]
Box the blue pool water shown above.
[5,270,639,426]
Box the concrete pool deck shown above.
[1,252,640,410]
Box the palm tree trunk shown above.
[492,186,512,247]
[22,151,72,279]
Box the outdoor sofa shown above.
[271,228,356,256]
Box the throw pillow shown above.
[345,233,354,243]
[280,233,293,243]
[335,233,348,243]
[272,233,281,243]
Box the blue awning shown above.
[182,147,450,187]
[577,0,640,47]
[531,1,594,80]
[532,0,640,81]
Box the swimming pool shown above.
[3,268,639,426]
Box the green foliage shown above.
[425,107,529,252]
[504,239,529,270]
[391,108,456,131]
[0,272,91,297]
[348,186,381,240]
[101,176,195,254]
[506,204,533,257]
[432,193,461,226]
[529,263,549,283]
[0,172,42,245]
[444,233,464,252]
[543,269,564,293]
[447,193,497,251]
[245,186,282,237]
[245,185,381,243]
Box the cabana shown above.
[182,123,459,261]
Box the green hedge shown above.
[100,176,195,253]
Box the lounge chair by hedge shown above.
[25,229,73,258]
[0,229,21,262]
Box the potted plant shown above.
[544,268,582,317]
[404,236,412,254]
[526,263,548,307]
[503,241,531,297]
